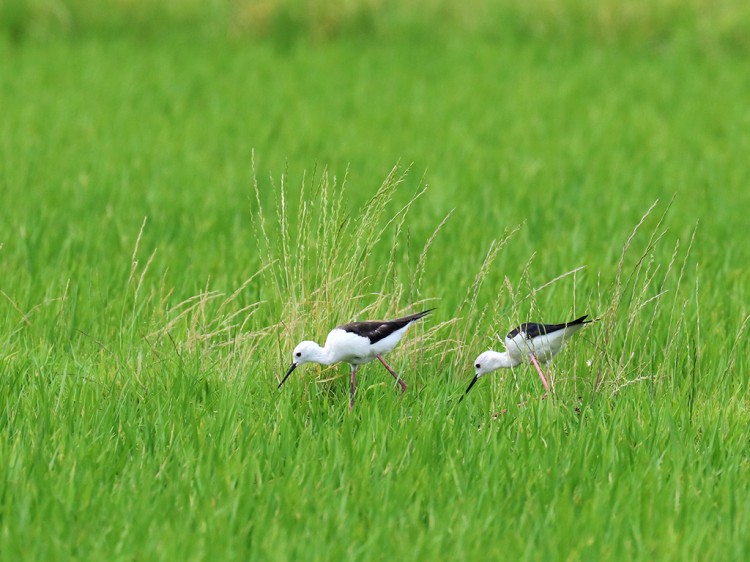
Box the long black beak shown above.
[278,362,298,389]
[458,374,480,402]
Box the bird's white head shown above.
[459,350,511,401]
[473,350,504,378]
[291,340,321,366]
[278,340,324,390]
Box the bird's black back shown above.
[338,309,434,344]
[506,315,590,340]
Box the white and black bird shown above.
[279,309,434,409]
[461,315,592,401]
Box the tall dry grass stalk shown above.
[141,165,698,399]
[147,161,452,385]
[586,200,699,399]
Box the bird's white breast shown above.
[505,329,573,364]
[324,322,413,365]
[324,328,374,365]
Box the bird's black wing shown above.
[506,315,589,340]
[338,309,434,344]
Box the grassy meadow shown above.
[2,1,750,560]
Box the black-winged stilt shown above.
[460,315,592,401]
[279,309,434,409]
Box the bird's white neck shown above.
[309,343,337,366]
[487,350,520,370]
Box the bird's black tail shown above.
[566,315,591,327]
[409,308,435,322]
[390,309,435,325]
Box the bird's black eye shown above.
[295,352,302,358]
[475,363,481,369]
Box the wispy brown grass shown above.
[4,0,749,50]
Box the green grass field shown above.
[2,2,750,560]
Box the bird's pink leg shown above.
[529,353,550,396]
[376,355,407,393]
[349,365,357,411]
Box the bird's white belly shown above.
[369,328,406,356]
[325,329,377,365]
[324,325,409,366]
[505,334,562,364]
[347,353,374,365]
